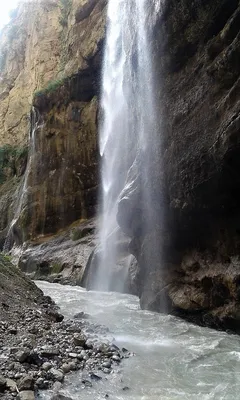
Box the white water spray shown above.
[93,0,159,291]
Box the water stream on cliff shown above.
[94,0,158,291]
[38,281,240,400]
[3,107,40,251]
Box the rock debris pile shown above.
[0,308,132,400]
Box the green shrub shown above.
[51,262,63,274]
[71,227,94,241]
[15,146,28,160]
[0,145,28,185]
[34,78,66,97]
[0,253,12,262]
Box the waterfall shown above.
[3,107,41,251]
[92,0,159,291]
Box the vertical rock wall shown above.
[118,0,240,332]
[0,0,106,242]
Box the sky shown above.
[0,0,21,30]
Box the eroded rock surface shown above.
[0,0,106,243]
[118,0,240,332]
[1,0,240,333]
[17,219,96,285]
[0,0,106,146]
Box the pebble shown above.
[49,368,64,382]
[73,333,86,347]
[61,363,71,374]
[15,351,30,363]
[68,353,77,359]
[40,346,59,357]
[17,391,35,400]
[82,378,92,387]
[90,373,102,381]
[42,362,52,371]
[6,378,17,392]
[35,377,44,388]
[1,308,132,400]
[112,355,121,362]
[102,368,111,374]
[18,375,34,391]
[102,361,111,369]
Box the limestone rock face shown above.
[0,0,62,146]
[22,74,99,240]
[0,0,106,242]
[0,0,106,146]
[118,0,240,332]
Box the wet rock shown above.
[35,378,45,389]
[102,361,111,369]
[73,333,86,347]
[112,355,120,362]
[17,391,35,400]
[73,312,90,320]
[15,350,30,363]
[49,369,64,382]
[61,363,71,374]
[40,346,59,358]
[51,393,73,400]
[6,379,17,392]
[0,375,7,392]
[52,381,62,393]
[18,375,34,391]
[90,373,102,381]
[42,362,52,371]
[82,378,92,388]
[102,368,111,374]
[99,344,110,354]
[85,339,93,349]
[68,353,78,359]
[0,275,129,399]
[46,310,64,323]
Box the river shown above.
[36,281,240,400]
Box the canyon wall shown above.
[0,0,106,243]
[118,0,240,332]
[0,0,240,331]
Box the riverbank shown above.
[0,256,130,400]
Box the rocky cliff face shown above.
[0,0,106,243]
[118,0,240,332]
[0,0,105,146]
[1,0,240,332]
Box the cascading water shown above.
[93,0,160,291]
[3,107,40,251]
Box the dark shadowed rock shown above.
[117,0,240,333]
[0,375,7,392]
[18,375,34,392]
